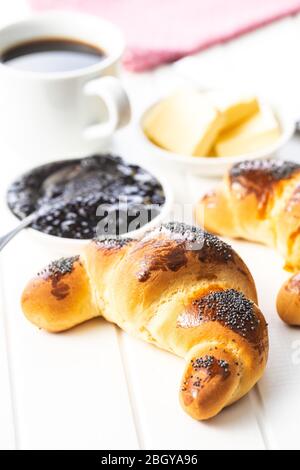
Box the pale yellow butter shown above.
[143,90,224,156]
[214,104,281,157]
[210,92,260,131]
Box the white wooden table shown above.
[1,0,300,450]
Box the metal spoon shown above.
[0,211,40,251]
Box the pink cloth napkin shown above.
[30,0,300,71]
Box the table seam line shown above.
[0,258,20,450]
[115,327,145,450]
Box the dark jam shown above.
[7,154,165,239]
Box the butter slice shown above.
[210,93,260,132]
[214,104,281,157]
[143,90,223,156]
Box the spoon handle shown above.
[0,212,37,252]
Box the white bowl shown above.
[138,98,295,177]
[6,164,173,258]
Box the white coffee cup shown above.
[0,11,131,162]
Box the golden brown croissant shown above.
[277,273,300,326]
[21,222,268,420]
[196,160,300,272]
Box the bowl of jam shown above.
[7,154,172,254]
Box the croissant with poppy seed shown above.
[21,222,268,420]
[277,273,300,326]
[196,159,300,271]
[196,159,300,325]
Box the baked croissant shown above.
[21,222,268,420]
[277,273,300,326]
[196,160,300,272]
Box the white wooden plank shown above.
[233,240,300,450]
[1,235,139,450]
[120,333,266,450]
[0,0,31,450]
[0,260,16,449]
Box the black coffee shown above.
[0,38,106,73]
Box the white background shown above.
[1,0,300,450]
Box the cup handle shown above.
[83,76,131,140]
